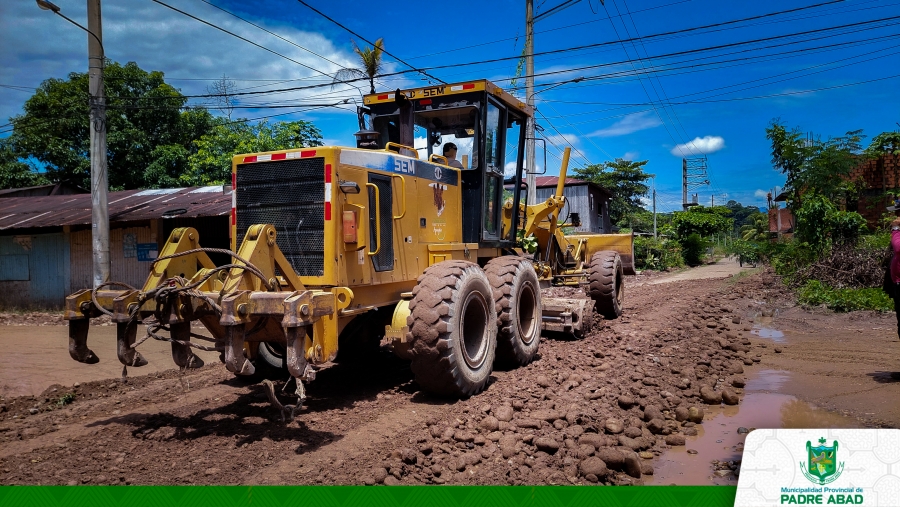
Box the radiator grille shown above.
[235,158,325,277]
[368,174,394,272]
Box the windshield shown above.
[371,106,480,169]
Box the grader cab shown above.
[65,79,634,404]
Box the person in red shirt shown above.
[891,218,900,379]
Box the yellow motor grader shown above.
[64,79,634,403]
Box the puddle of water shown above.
[750,325,786,342]
[646,370,859,485]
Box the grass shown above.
[797,280,893,312]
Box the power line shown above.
[406,0,693,61]
[98,14,900,105]
[602,0,691,159]
[534,31,900,99]
[196,0,347,74]
[618,0,700,159]
[479,15,900,83]
[536,110,593,168]
[502,0,895,82]
[541,72,900,106]
[149,0,346,84]
[416,1,860,73]
[542,102,614,160]
[293,0,446,86]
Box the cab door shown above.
[482,100,506,243]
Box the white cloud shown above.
[588,111,662,138]
[0,0,410,125]
[754,189,768,199]
[670,136,726,156]
[544,133,579,149]
[622,151,640,161]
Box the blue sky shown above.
[2,0,899,211]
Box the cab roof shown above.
[363,79,533,117]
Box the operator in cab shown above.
[442,143,464,169]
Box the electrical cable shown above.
[293,0,446,86]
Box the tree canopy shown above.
[864,131,900,157]
[182,119,323,186]
[333,38,384,94]
[0,138,48,189]
[3,61,221,190]
[672,205,734,239]
[572,158,653,226]
[2,60,325,191]
[724,199,763,229]
[765,120,864,209]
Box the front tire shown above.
[587,251,624,319]
[485,256,541,366]
[407,261,497,397]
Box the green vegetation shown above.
[633,236,684,271]
[332,38,384,94]
[572,158,653,226]
[797,280,892,312]
[1,60,322,190]
[742,121,900,312]
[56,393,76,407]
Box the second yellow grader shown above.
[65,79,635,405]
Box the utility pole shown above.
[682,158,687,209]
[652,181,657,239]
[88,0,109,288]
[37,0,108,288]
[525,0,536,207]
[711,195,714,207]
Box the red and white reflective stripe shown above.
[242,150,317,163]
[450,83,475,91]
[324,163,332,221]
[231,172,236,226]
[376,93,394,100]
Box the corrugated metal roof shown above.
[0,186,231,231]
[534,176,586,187]
[533,176,612,197]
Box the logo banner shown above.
[736,429,900,507]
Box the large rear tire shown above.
[587,251,624,319]
[485,256,541,366]
[407,261,497,397]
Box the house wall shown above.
[535,184,608,233]
[0,233,70,309]
[768,207,794,233]
[847,153,900,228]
[70,226,157,292]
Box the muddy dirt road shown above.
[1,260,898,486]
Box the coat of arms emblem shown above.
[802,437,844,485]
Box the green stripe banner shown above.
[0,486,736,507]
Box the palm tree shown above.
[333,38,384,94]
[740,212,770,241]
